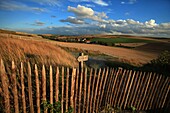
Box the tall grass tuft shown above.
[0,37,78,67]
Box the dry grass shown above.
[0,37,78,67]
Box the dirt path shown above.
[53,41,158,66]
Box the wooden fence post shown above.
[82,68,87,113]
[61,67,64,113]
[20,62,26,113]
[11,61,19,113]
[35,64,40,113]
[28,62,34,113]
[66,67,69,112]
[42,65,47,113]
[74,68,79,113]
[70,68,76,109]
[49,65,53,113]
[0,59,10,113]
[55,67,59,102]
[77,53,88,76]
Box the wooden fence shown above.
[0,60,169,113]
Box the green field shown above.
[91,37,153,43]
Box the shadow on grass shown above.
[85,58,170,76]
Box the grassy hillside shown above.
[0,37,78,67]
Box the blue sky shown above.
[0,0,170,37]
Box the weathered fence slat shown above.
[124,70,135,108]
[42,65,47,113]
[131,71,141,106]
[0,60,169,113]
[70,68,76,108]
[162,85,170,108]
[99,67,109,108]
[74,69,79,113]
[89,69,97,113]
[12,61,19,113]
[135,71,145,108]
[118,70,128,106]
[156,77,169,108]
[61,67,64,113]
[159,78,170,108]
[120,70,131,108]
[82,68,87,113]
[137,72,148,109]
[145,73,156,110]
[135,72,146,109]
[66,67,69,112]
[0,59,10,113]
[35,64,40,113]
[55,67,59,102]
[141,72,152,110]
[93,68,101,112]
[148,74,160,109]
[111,68,123,106]
[20,62,26,113]
[86,68,93,113]
[28,62,34,113]
[109,68,118,105]
[115,69,126,106]
[49,65,53,113]
[96,68,106,112]
[105,68,115,105]
[78,67,84,113]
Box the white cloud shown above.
[55,5,169,37]
[129,0,137,4]
[159,23,170,28]
[31,20,45,26]
[92,0,108,6]
[121,0,137,5]
[68,5,94,16]
[67,5,108,23]
[86,4,95,7]
[27,20,170,37]
[145,19,157,27]
[0,1,46,12]
[99,24,106,28]
[125,12,130,16]
[69,0,108,6]
[60,16,85,24]
[121,1,125,4]
[126,19,142,25]
[30,0,60,6]
[97,12,108,19]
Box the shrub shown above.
[142,50,170,76]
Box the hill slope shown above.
[0,34,78,67]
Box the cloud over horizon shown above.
[69,0,108,6]
[0,1,170,38]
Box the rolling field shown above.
[0,29,169,67]
[91,37,154,43]
[54,41,157,66]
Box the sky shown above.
[0,0,170,37]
